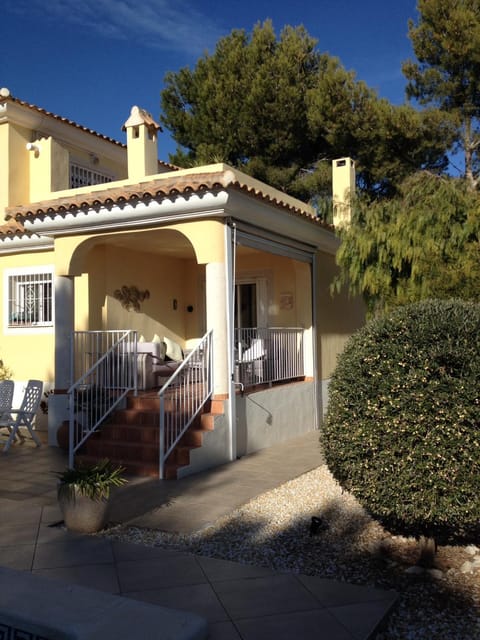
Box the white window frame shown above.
[235,273,269,329]
[4,266,55,335]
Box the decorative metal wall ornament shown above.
[113,285,150,312]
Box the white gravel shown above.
[104,465,480,639]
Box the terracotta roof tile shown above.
[0,218,27,235]
[3,94,125,148]
[5,169,327,229]
[3,167,333,239]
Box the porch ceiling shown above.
[101,230,259,259]
[104,229,194,257]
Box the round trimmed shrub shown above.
[322,299,480,545]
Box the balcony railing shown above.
[234,327,305,389]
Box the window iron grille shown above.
[8,272,53,327]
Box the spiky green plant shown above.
[55,459,126,502]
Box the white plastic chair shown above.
[1,380,43,452]
[238,338,266,385]
[0,380,14,423]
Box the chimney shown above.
[332,158,355,228]
[122,106,161,181]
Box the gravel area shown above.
[104,465,480,639]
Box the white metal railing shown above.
[68,330,138,467]
[159,330,213,479]
[69,163,113,189]
[234,327,304,389]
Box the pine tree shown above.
[403,0,480,189]
[161,21,452,201]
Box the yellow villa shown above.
[0,87,364,478]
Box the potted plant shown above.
[55,459,127,533]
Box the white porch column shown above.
[49,275,74,445]
[206,262,230,397]
[205,223,236,462]
[54,275,74,390]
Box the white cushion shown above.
[242,338,264,361]
[136,341,166,361]
[163,336,183,362]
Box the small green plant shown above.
[40,389,54,415]
[0,358,12,381]
[55,459,127,502]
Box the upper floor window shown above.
[5,267,54,330]
[70,163,113,189]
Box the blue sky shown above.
[2,0,418,160]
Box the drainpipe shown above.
[225,221,236,461]
[311,253,320,430]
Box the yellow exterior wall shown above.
[0,221,363,388]
[74,272,90,331]
[236,250,311,328]
[104,245,188,344]
[184,258,206,341]
[125,125,158,180]
[235,243,364,382]
[68,239,205,348]
[66,139,127,183]
[0,122,32,212]
[0,124,9,214]
[315,251,365,379]
[170,220,225,264]
[332,157,355,228]
[0,225,207,384]
[0,250,55,382]
[29,137,70,201]
[55,221,225,345]
[28,135,127,201]
[9,123,31,208]
[1,116,128,219]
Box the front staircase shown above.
[75,390,224,479]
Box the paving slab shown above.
[0,433,397,639]
[114,430,323,532]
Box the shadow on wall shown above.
[235,382,315,458]
[236,393,273,458]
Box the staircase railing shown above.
[158,330,213,479]
[68,330,138,467]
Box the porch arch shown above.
[54,222,232,397]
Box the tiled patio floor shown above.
[0,432,397,639]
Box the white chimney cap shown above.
[122,105,161,131]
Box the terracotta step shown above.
[111,409,160,426]
[75,390,224,479]
[82,439,158,463]
[180,428,205,447]
[206,398,225,414]
[94,423,159,444]
[85,432,193,456]
[74,454,179,480]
